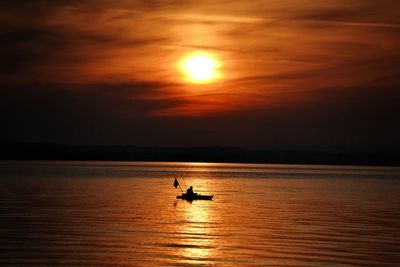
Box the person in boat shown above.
[186,186,195,196]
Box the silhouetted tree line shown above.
[1,142,399,166]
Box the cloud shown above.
[0,0,399,147]
[278,1,400,31]
[0,80,181,143]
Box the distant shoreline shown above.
[1,142,399,167]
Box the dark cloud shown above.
[0,26,72,75]
[0,9,171,83]
[0,81,181,144]
[1,79,399,147]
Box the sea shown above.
[0,161,399,266]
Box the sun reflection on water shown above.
[183,204,213,260]
[174,182,216,265]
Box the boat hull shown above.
[177,194,213,201]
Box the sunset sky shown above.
[1,0,399,147]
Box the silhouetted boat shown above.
[177,193,213,201]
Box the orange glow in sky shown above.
[1,0,400,142]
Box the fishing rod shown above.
[181,177,188,190]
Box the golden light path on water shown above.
[178,200,214,263]
[172,165,217,266]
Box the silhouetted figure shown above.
[177,185,213,201]
[186,186,194,196]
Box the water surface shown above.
[1,161,400,266]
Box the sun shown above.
[179,52,221,84]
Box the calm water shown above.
[1,161,400,266]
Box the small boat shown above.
[173,178,213,201]
[177,193,213,201]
